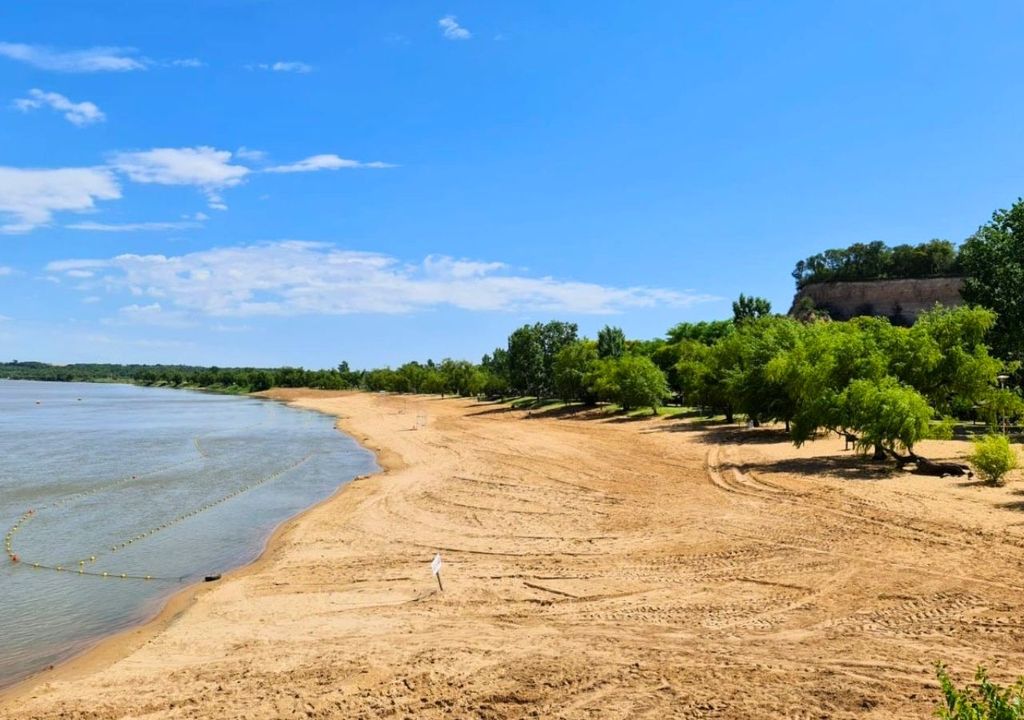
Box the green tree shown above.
[538,321,579,393]
[610,355,669,414]
[507,325,545,397]
[719,316,803,427]
[553,340,598,403]
[897,305,1006,416]
[596,325,626,359]
[960,198,1024,361]
[438,358,477,396]
[732,294,772,323]
[839,377,944,456]
[506,321,578,398]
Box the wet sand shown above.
[3,390,1024,718]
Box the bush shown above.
[936,663,1024,719]
[969,434,1019,486]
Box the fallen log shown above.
[881,446,973,478]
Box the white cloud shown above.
[0,167,121,233]
[0,42,146,72]
[65,220,202,232]
[264,154,396,173]
[0,266,12,276]
[168,58,204,68]
[248,61,313,73]
[439,15,472,40]
[14,88,105,126]
[47,241,717,319]
[109,146,250,210]
[235,147,267,163]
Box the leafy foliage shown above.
[839,377,943,454]
[969,435,1019,486]
[936,664,1024,719]
[732,293,772,323]
[792,239,960,288]
[596,325,626,359]
[607,354,670,413]
[960,198,1024,362]
[553,340,598,403]
[506,321,579,397]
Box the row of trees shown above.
[792,239,961,288]
[0,361,362,393]
[649,306,1020,457]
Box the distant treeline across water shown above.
[0,361,358,393]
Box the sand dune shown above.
[4,390,1024,718]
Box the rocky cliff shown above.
[790,277,965,324]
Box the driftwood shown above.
[912,456,973,478]
[881,446,973,478]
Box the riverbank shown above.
[4,390,1024,718]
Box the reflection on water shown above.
[0,381,376,688]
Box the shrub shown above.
[936,663,1024,719]
[969,434,1019,486]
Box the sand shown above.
[3,390,1024,719]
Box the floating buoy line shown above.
[6,449,316,583]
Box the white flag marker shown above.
[431,553,444,591]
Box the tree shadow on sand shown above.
[738,455,898,482]
[995,488,1024,511]
[646,421,795,446]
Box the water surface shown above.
[0,381,376,688]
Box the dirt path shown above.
[4,391,1023,719]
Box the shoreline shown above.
[0,390,388,704]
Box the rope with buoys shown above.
[7,451,316,582]
[43,415,271,513]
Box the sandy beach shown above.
[4,390,1024,718]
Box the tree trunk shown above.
[872,443,886,461]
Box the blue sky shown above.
[2,1,1023,368]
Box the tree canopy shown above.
[960,198,1024,362]
[792,239,961,288]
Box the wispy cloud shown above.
[109,146,250,210]
[0,42,146,72]
[264,154,396,173]
[235,146,267,162]
[247,61,313,73]
[0,167,121,233]
[439,15,472,40]
[13,88,105,126]
[0,266,12,276]
[105,303,195,328]
[167,58,204,68]
[47,241,717,319]
[66,220,202,232]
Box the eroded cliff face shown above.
[791,277,964,324]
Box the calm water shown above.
[0,381,376,689]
